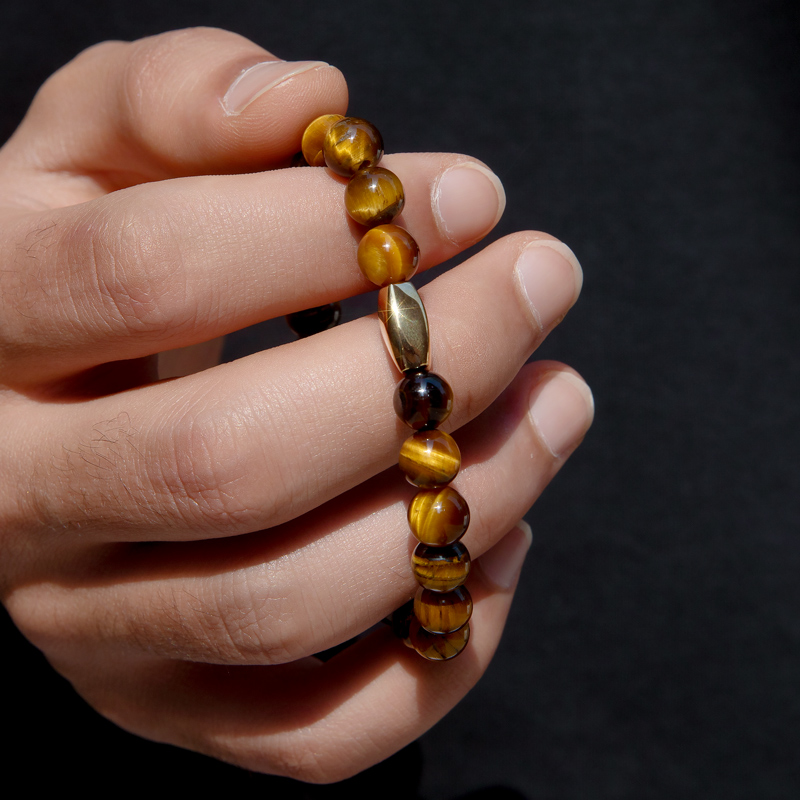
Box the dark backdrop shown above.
[1,1,798,797]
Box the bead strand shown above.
[300,114,472,661]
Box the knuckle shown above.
[151,399,262,533]
[66,198,189,338]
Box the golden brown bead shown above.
[345,167,405,227]
[408,486,470,546]
[414,586,473,634]
[357,224,419,287]
[399,429,461,488]
[412,541,471,592]
[301,114,345,167]
[408,617,470,661]
[323,117,384,177]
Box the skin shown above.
[0,27,593,782]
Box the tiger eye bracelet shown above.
[295,114,473,661]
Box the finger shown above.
[55,524,532,782]
[12,231,581,539]
[0,153,504,384]
[8,363,593,665]
[0,27,347,197]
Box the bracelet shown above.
[294,114,473,661]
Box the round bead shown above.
[399,429,460,488]
[357,224,419,287]
[394,370,453,430]
[408,486,470,546]
[408,618,470,661]
[414,586,473,634]
[301,114,345,167]
[345,167,405,227]
[412,541,471,592]
[286,302,341,338]
[323,117,384,177]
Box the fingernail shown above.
[479,521,533,590]
[222,60,329,115]
[529,371,595,458]
[433,162,506,246]
[515,240,583,332]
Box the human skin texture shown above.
[0,27,593,782]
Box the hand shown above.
[0,27,593,782]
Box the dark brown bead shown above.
[301,114,345,167]
[399,429,460,488]
[345,167,405,227]
[411,541,471,592]
[394,370,453,430]
[357,224,419,287]
[408,617,470,661]
[414,586,472,634]
[323,117,384,177]
[407,486,470,546]
[286,303,342,338]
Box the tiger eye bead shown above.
[399,429,460,488]
[408,486,470,546]
[412,541,471,592]
[394,370,453,430]
[323,117,384,177]
[345,167,405,227]
[408,618,470,661]
[414,586,473,634]
[357,225,419,287]
[301,114,345,167]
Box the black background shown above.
[1,1,798,797]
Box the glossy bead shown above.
[345,167,405,227]
[414,586,472,634]
[399,429,460,488]
[323,117,384,177]
[395,370,453,430]
[286,302,341,338]
[357,225,419,287]
[301,114,345,167]
[412,541,471,592]
[408,486,469,546]
[378,282,430,373]
[408,617,470,661]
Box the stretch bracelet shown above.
[294,115,473,661]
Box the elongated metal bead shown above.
[378,282,430,374]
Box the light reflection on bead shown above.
[345,167,405,227]
[408,618,470,661]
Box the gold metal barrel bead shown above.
[408,618,471,661]
[378,282,430,374]
[414,585,473,634]
[357,224,420,287]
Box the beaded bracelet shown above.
[292,114,472,661]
